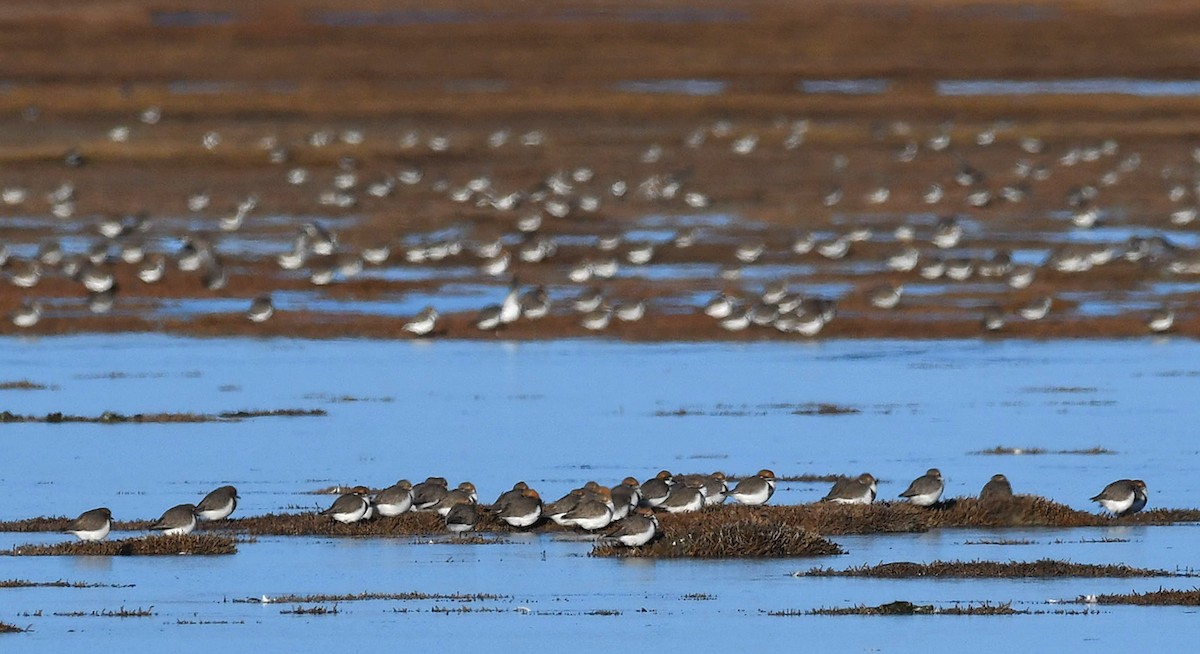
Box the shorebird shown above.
[979,474,1013,502]
[137,255,166,283]
[580,308,613,331]
[1017,296,1052,321]
[495,488,543,528]
[932,217,963,249]
[981,306,1005,332]
[562,488,614,531]
[640,471,673,508]
[615,301,646,322]
[546,489,586,526]
[734,241,765,264]
[247,295,274,323]
[1007,265,1036,289]
[403,307,438,336]
[150,503,197,535]
[659,481,705,514]
[497,279,522,325]
[1090,479,1148,516]
[701,472,729,506]
[520,287,550,319]
[195,486,238,521]
[599,508,659,547]
[899,468,944,506]
[704,292,737,319]
[821,473,877,504]
[445,503,478,534]
[433,482,478,516]
[374,480,414,517]
[320,487,370,523]
[411,477,450,512]
[65,507,112,542]
[718,309,751,331]
[609,478,642,520]
[867,284,903,310]
[1147,307,1175,333]
[10,300,42,328]
[475,306,503,331]
[729,469,776,506]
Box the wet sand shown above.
[4,1,1200,339]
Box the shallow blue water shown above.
[1,337,1198,650]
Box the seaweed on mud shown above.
[53,606,154,617]
[280,605,339,615]
[238,591,508,604]
[1087,588,1200,606]
[0,409,325,424]
[799,559,1183,579]
[791,601,1023,616]
[0,380,51,391]
[4,535,236,556]
[972,446,1117,455]
[0,579,132,588]
[591,509,844,558]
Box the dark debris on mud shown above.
[1088,588,1200,606]
[238,591,508,604]
[592,508,844,559]
[779,601,1024,616]
[0,380,52,391]
[800,559,1184,579]
[0,408,325,424]
[0,579,133,588]
[4,535,236,556]
[972,446,1117,456]
[54,606,155,618]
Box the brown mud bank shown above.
[1087,588,1200,606]
[4,497,1197,541]
[4,534,236,556]
[800,559,1187,579]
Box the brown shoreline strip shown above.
[4,499,1199,538]
[781,601,1026,616]
[800,559,1184,579]
[4,534,236,556]
[1087,588,1200,606]
[233,591,509,604]
[0,409,325,424]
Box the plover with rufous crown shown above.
[599,508,659,548]
[729,469,776,506]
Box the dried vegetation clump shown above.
[801,559,1182,579]
[0,380,50,391]
[4,534,236,556]
[796,601,1022,616]
[592,509,843,558]
[0,408,325,424]
[240,591,509,604]
[1088,588,1200,606]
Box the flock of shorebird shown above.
[59,472,1149,548]
[1,113,1195,335]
